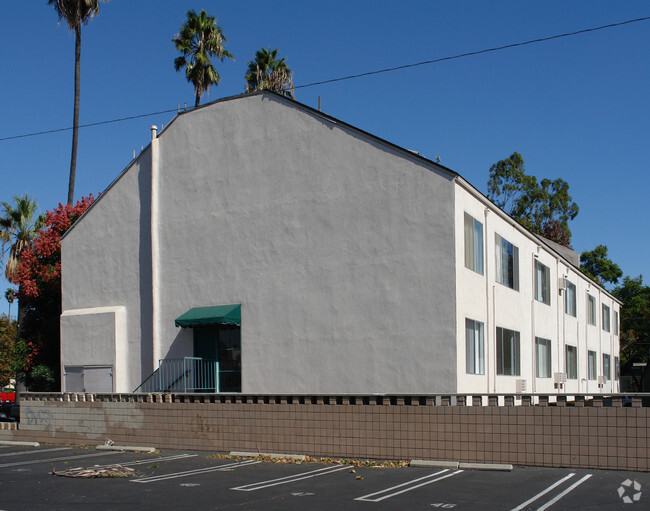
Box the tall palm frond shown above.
[245,48,294,98]
[48,0,102,206]
[172,9,234,107]
[0,195,45,281]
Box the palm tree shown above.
[245,48,295,99]
[48,0,101,206]
[0,195,45,282]
[173,10,234,107]
[4,289,16,320]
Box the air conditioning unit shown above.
[516,379,527,393]
[597,375,606,388]
[558,277,567,291]
[554,372,567,388]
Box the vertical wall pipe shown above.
[150,125,161,370]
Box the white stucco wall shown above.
[454,181,620,394]
[62,93,459,394]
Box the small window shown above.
[615,356,620,381]
[465,318,485,375]
[603,354,611,381]
[565,281,576,317]
[535,337,552,378]
[534,261,550,305]
[464,213,484,275]
[588,350,597,380]
[495,234,519,291]
[587,295,596,326]
[565,345,577,380]
[496,327,520,376]
[602,304,611,332]
[614,310,619,336]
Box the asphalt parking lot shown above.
[0,444,646,510]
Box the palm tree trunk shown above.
[195,90,201,107]
[68,23,81,206]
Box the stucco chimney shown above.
[151,125,158,140]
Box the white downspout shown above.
[484,207,491,395]
[150,125,162,369]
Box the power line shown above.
[293,15,650,89]
[2,15,649,143]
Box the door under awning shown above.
[174,304,241,328]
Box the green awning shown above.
[174,304,241,328]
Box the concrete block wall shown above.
[1,393,647,471]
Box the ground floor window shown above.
[565,345,577,380]
[535,337,552,378]
[465,318,485,375]
[496,327,520,376]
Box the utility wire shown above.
[293,15,650,89]
[2,15,649,142]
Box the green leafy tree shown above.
[487,152,579,246]
[173,9,234,107]
[613,276,650,391]
[0,314,17,386]
[48,0,102,206]
[245,47,295,98]
[580,245,623,287]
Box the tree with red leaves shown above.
[12,195,95,390]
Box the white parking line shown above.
[354,469,464,502]
[231,464,349,491]
[0,447,71,457]
[131,459,260,484]
[509,473,576,511]
[0,450,117,468]
[537,474,592,511]
[95,453,198,469]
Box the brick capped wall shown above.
[1,393,647,471]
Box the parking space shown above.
[0,444,647,510]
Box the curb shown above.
[0,440,40,447]
[229,451,307,461]
[410,460,512,471]
[96,445,157,453]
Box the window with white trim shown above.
[495,234,519,291]
[588,350,597,380]
[535,261,550,305]
[465,318,485,375]
[587,294,596,326]
[464,213,484,275]
[535,337,552,378]
[565,281,576,317]
[602,304,611,332]
[614,310,619,336]
[496,327,520,376]
[603,353,611,381]
[566,345,577,380]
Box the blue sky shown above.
[1,1,649,316]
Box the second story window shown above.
[464,213,484,275]
[534,260,550,305]
[565,280,577,317]
[587,294,596,325]
[602,304,611,332]
[614,310,619,335]
[495,234,519,291]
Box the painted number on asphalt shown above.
[431,504,456,509]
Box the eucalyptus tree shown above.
[245,47,294,98]
[48,0,102,206]
[173,10,234,107]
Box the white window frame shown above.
[535,337,552,378]
[464,213,484,275]
[587,294,596,326]
[465,318,485,375]
[602,304,611,332]
[496,327,520,376]
[534,261,551,305]
[565,345,577,380]
[614,310,619,336]
[603,353,611,381]
[588,350,597,380]
[495,234,519,291]
[565,281,576,317]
